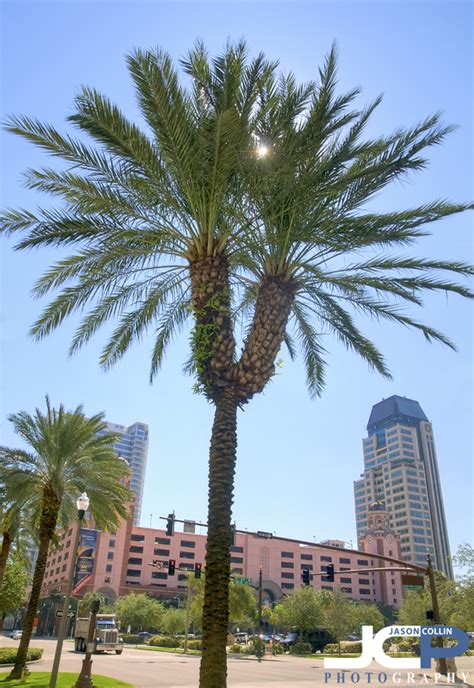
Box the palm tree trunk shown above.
[199,389,238,688]
[0,529,12,592]
[8,496,58,680]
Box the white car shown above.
[11,630,22,640]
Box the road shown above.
[1,637,473,687]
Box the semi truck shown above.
[74,613,123,654]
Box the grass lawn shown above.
[0,672,133,687]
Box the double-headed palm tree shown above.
[0,397,130,679]
[1,43,472,686]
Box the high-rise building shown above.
[98,421,149,525]
[354,395,453,578]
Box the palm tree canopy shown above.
[0,397,131,531]
[1,41,472,400]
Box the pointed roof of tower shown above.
[367,395,428,431]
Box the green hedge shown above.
[325,642,362,654]
[290,641,313,655]
[121,634,146,645]
[182,639,202,650]
[148,636,180,648]
[0,647,43,664]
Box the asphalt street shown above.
[1,637,472,687]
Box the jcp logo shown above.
[323,625,470,669]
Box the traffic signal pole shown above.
[257,568,263,663]
[426,554,448,676]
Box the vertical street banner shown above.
[72,528,98,594]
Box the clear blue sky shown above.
[1,2,472,559]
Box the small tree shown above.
[351,602,385,636]
[319,589,355,655]
[188,575,256,631]
[115,593,163,633]
[0,557,29,631]
[77,592,113,617]
[277,587,324,637]
[161,608,187,636]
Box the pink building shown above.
[42,502,403,608]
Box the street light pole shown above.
[257,568,263,663]
[49,492,90,688]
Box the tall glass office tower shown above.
[354,396,453,578]
[99,421,149,525]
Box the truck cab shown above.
[75,613,123,654]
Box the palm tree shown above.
[1,43,472,686]
[0,397,130,679]
[0,503,22,591]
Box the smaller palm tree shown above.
[0,396,130,679]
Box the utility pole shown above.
[183,579,192,654]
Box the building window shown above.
[341,587,352,594]
[154,549,170,557]
[231,546,244,553]
[129,546,143,553]
[107,552,114,560]
[109,539,116,548]
[358,579,370,585]
[131,534,145,542]
[180,540,196,548]
[340,577,352,584]
[281,552,294,558]
[357,559,368,566]
[339,558,351,564]
[155,537,171,545]
[126,569,141,577]
[106,564,112,573]
[281,572,294,579]
[233,568,243,574]
[359,589,371,595]
[281,562,294,569]
[301,564,313,571]
[301,554,313,561]
[152,571,167,579]
[281,583,294,590]
[231,557,243,564]
[178,574,188,581]
[128,557,142,565]
[321,556,332,562]
[180,551,195,559]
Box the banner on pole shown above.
[72,528,98,594]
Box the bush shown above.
[324,642,362,654]
[270,642,285,655]
[290,641,313,655]
[121,634,146,645]
[0,647,43,664]
[228,643,242,653]
[149,635,180,648]
[179,639,202,650]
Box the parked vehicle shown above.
[137,631,153,640]
[75,613,123,654]
[10,630,22,640]
[234,632,249,644]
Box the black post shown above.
[257,568,263,663]
[426,555,448,677]
[75,599,100,688]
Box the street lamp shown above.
[49,492,90,688]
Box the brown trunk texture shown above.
[190,255,236,398]
[235,276,295,403]
[0,529,12,592]
[199,389,238,688]
[8,491,59,680]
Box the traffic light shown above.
[325,564,335,582]
[302,568,311,586]
[194,563,202,579]
[168,559,176,575]
[166,512,175,537]
[426,609,435,621]
[230,523,236,547]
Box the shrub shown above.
[228,643,242,653]
[324,642,362,654]
[0,647,43,664]
[121,634,146,645]
[270,642,285,655]
[290,641,313,655]
[149,635,180,648]
[180,639,202,650]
